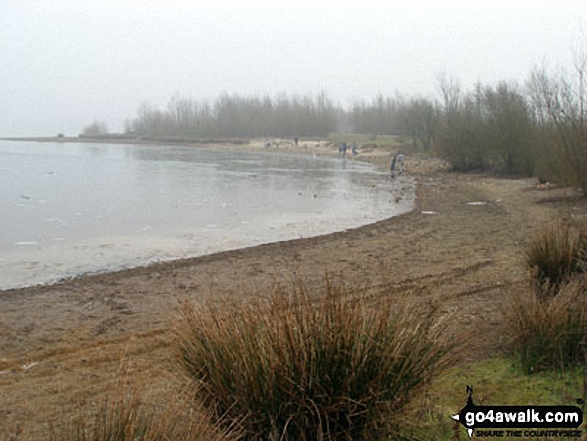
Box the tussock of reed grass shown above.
[48,383,239,441]
[505,276,587,374]
[174,279,457,440]
[526,221,586,290]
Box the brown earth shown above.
[0,140,582,439]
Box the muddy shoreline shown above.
[0,139,415,290]
[0,139,574,439]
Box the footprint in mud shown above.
[21,323,35,334]
[108,300,132,313]
[93,316,121,335]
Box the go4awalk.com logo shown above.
[451,386,583,438]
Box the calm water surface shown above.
[0,141,415,289]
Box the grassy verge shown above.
[398,358,584,440]
[46,379,240,441]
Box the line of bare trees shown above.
[433,66,587,192]
[125,92,338,139]
[124,91,439,148]
[435,77,535,175]
[347,66,586,189]
[115,61,586,191]
[344,65,586,188]
[348,94,438,149]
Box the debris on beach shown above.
[82,302,94,311]
[537,181,553,190]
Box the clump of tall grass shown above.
[174,279,457,440]
[507,221,587,374]
[525,221,586,291]
[505,276,587,374]
[48,385,238,441]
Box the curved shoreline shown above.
[0,189,420,298]
[0,138,571,440]
[0,139,415,292]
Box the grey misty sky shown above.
[0,0,585,136]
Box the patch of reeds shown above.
[174,279,457,440]
[48,384,238,441]
[505,276,587,374]
[525,221,586,290]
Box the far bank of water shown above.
[0,141,415,289]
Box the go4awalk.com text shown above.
[451,386,583,438]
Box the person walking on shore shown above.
[397,152,405,175]
[390,154,397,178]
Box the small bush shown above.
[526,221,586,290]
[505,276,587,374]
[174,279,457,440]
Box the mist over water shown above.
[0,141,414,289]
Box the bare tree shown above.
[528,64,587,192]
[482,82,534,175]
[81,119,108,136]
[396,97,438,149]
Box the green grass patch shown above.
[397,358,584,440]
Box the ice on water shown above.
[0,141,415,289]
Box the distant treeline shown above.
[119,91,436,146]
[86,64,586,190]
[124,92,338,138]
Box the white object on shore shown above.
[466,201,487,206]
[421,211,436,215]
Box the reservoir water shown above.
[0,141,415,289]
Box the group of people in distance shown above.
[390,152,405,178]
[336,142,405,178]
[338,142,358,156]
